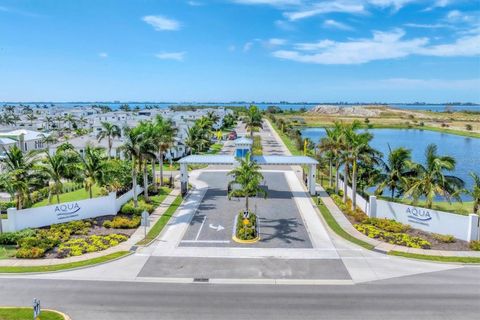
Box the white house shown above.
[0,129,49,153]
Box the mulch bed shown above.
[342,211,471,251]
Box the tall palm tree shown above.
[78,146,106,198]
[185,125,209,155]
[45,116,54,130]
[318,122,344,192]
[151,115,177,187]
[404,144,464,208]
[97,122,121,159]
[206,111,220,127]
[343,126,381,209]
[26,113,37,126]
[466,172,480,214]
[376,146,415,200]
[136,122,156,202]
[1,146,40,209]
[243,105,263,139]
[121,126,148,207]
[37,151,71,204]
[227,153,267,213]
[64,114,77,130]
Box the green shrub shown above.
[15,247,46,259]
[355,224,431,249]
[103,216,140,229]
[57,234,128,258]
[0,201,16,212]
[469,240,480,251]
[364,218,410,233]
[0,229,36,245]
[432,233,456,243]
[120,200,154,215]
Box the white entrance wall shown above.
[4,186,144,232]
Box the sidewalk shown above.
[0,188,180,267]
[267,118,480,259]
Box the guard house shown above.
[234,137,252,158]
[178,137,319,196]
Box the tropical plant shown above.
[242,105,263,139]
[403,144,464,208]
[376,146,416,200]
[466,172,480,214]
[77,146,106,198]
[36,150,74,204]
[121,127,144,207]
[97,122,121,159]
[0,146,41,209]
[150,116,177,188]
[318,122,344,192]
[227,153,267,212]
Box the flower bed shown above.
[234,212,259,242]
[326,188,472,251]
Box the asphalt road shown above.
[1,267,479,320]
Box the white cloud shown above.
[423,0,451,11]
[155,52,186,61]
[404,23,450,29]
[285,2,365,21]
[243,42,254,52]
[323,19,352,30]
[267,38,287,46]
[142,15,181,31]
[272,28,480,65]
[367,0,417,11]
[228,45,236,52]
[98,52,108,58]
[232,0,301,6]
[187,1,203,6]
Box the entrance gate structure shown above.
[178,138,318,196]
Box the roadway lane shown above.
[0,267,479,320]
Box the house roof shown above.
[0,129,49,141]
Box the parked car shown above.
[228,131,237,140]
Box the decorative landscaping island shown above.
[0,307,69,320]
[232,212,259,244]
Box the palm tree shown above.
[136,122,156,203]
[151,115,177,187]
[342,126,382,209]
[45,116,54,130]
[121,127,145,207]
[37,150,76,204]
[26,113,37,126]
[376,146,415,200]
[64,114,77,130]
[185,125,209,155]
[466,172,480,214]
[404,144,464,208]
[1,146,40,209]
[97,122,121,159]
[78,146,106,198]
[227,152,267,213]
[243,105,263,139]
[206,111,220,127]
[318,122,344,192]
[119,104,131,112]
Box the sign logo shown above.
[406,207,432,222]
[55,203,81,220]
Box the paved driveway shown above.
[180,171,313,248]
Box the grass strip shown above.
[268,121,303,156]
[137,195,183,246]
[0,251,130,274]
[389,251,480,264]
[252,135,263,155]
[0,308,67,320]
[316,198,375,250]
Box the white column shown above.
[180,163,188,195]
[467,214,479,242]
[308,164,316,195]
[368,195,377,218]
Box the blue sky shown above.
[0,0,479,103]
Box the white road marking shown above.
[209,224,225,231]
[181,240,231,244]
[195,215,207,241]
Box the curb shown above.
[0,307,71,320]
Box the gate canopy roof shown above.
[178,155,318,165]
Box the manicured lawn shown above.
[0,245,16,259]
[202,143,223,155]
[268,120,302,155]
[137,195,183,245]
[0,308,66,320]
[146,187,172,207]
[32,185,103,208]
[389,251,480,264]
[252,135,262,155]
[0,251,131,273]
[316,198,374,250]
